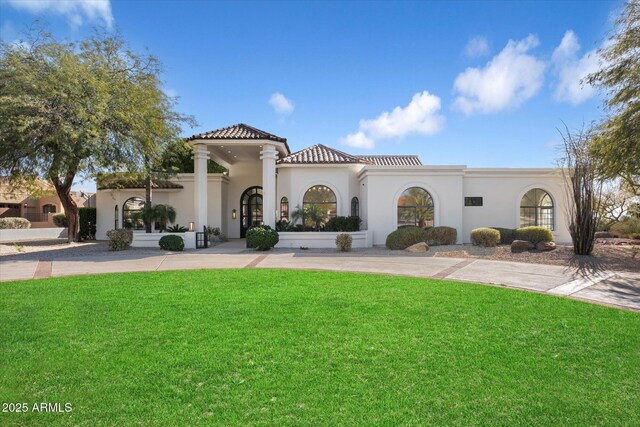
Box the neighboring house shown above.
[0,178,95,228]
[95,123,571,245]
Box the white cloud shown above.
[5,0,114,29]
[453,34,546,115]
[551,30,600,105]
[464,36,490,58]
[341,91,445,149]
[269,92,294,115]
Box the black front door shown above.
[240,186,263,238]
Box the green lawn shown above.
[1,269,638,426]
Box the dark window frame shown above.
[464,197,483,207]
[351,197,359,217]
[520,188,554,230]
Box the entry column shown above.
[260,144,278,228]
[193,143,209,230]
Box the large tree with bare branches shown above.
[0,29,192,241]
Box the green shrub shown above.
[385,227,430,250]
[159,235,184,251]
[106,229,133,251]
[53,213,68,227]
[325,216,361,232]
[335,233,353,252]
[491,227,517,244]
[246,225,279,251]
[206,226,221,236]
[515,226,554,244]
[275,220,295,232]
[78,207,96,240]
[610,217,640,238]
[471,228,500,247]
[0,217,31,229]
[166,224,188,232]
[426,226,457,245]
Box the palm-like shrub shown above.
[132,203,176,232]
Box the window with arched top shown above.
[397,187,434,228]
[351,197,359,217]
[303,185,337,229]
[42,204,56,214]
[122,197,145,230]
[280,197,289,221]
[520,188,554,230]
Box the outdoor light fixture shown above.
[188,222,194,232]
[232,209,237,219]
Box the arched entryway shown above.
[240,186,263,237]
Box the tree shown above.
[558,126,604,255]
[598,182,639,229]
[0,29,193,242]
[587,0,640,194]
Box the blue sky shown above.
[0,0,621,191]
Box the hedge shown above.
[79,207,96,240]
[53,213,68,227]
[0,217,31,229]
[471,228,500,247]
[106,229,133,251]
[325,216,361,232]
[159,235,184,251]
[515,226,554,244]
[490,227,517,244]
[385,227,430,250]
[246,225,279,251]
[425,226,457,245]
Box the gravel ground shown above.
[1,238,638,272]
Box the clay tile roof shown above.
[278,144,423,166]
[356,155,422,166]
[278,144,370,164]
[187,123,290,152]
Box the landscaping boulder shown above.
[405,242,429,253]
[511,240,535,253]
[594,231,613,239]
[536,241,556,251]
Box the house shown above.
[95,124,571,246]
[0,178,95,228]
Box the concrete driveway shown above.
[1,242,638,312]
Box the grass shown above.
[1,269,638,426]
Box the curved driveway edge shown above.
[1,250,638,312]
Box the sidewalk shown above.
[1,247,638,311]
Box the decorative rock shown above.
[511,240,535,253]
[536,241,556,251]
[594,231,613,239]
[405,242,429,253]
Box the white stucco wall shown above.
[96,164,571,246]
[276,165,363,219]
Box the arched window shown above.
[351,197,359,217]
[520,188,554,230]
[397,187,434,228]
[122,197,145,230]
[280,197,289,221]
[303,185,337,229]
[42,204,56,214]
[114,205,119,229]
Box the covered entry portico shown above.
[187,124,290,238]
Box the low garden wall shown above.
[0,227,68,242]
[131,232,197,249]
[276,230,373,249]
